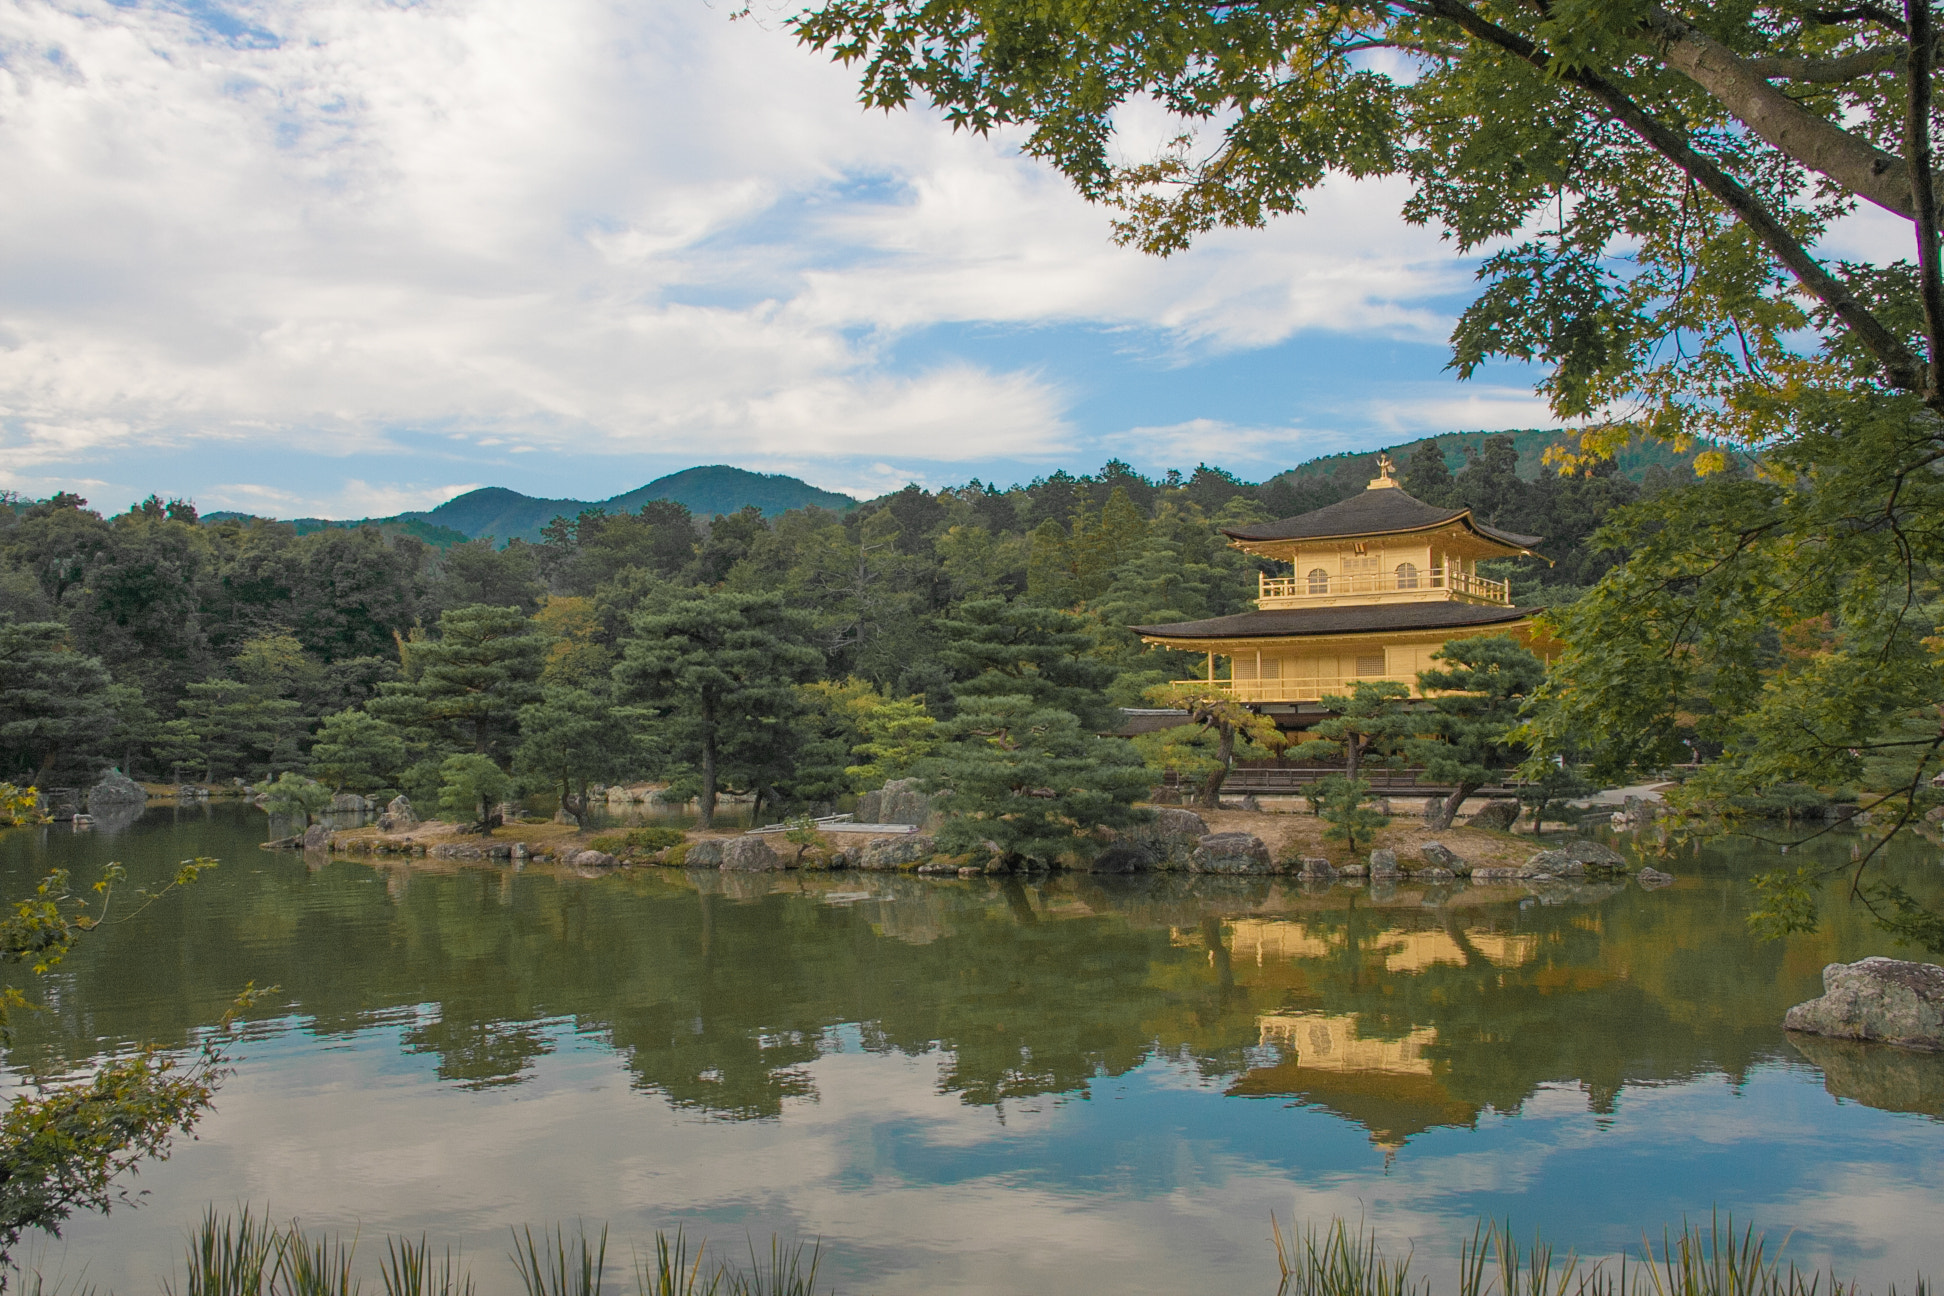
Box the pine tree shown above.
[371,604,547,767]
[1409,636,1546,830]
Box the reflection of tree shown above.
[3,809,1938,1136]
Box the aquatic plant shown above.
[277,1224,360,1296]
[167,1206,282,1296]
[510,1223,608,1296]
[633,1229,718,1296]
[378,1237,472,1296]
[718,1237,821,1296]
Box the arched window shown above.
[1394,562,1419,590]
[1307,568,1330,594]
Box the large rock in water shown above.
[857,778,936,827]
[1521,850,1587,879]
[682,839,725,869]
[1368,848,1401,879]
[858,834,936,871]
[1105,808,1209,872]
[1190,832,1273,874]
[1784,958,1944,1050]
[721,836,783,871]
[86,769,147,810]
[386,795,419,828]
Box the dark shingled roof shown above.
[1222,485,1542,550]
[1134,602,1533,641]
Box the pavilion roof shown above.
[1133,601,1532,641]
[1222,485,1542,551]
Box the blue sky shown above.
[0,0,1898,516]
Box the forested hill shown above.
[214,465,861,544]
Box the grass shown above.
[1272,1213,1932,1296]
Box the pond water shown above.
[2,806,1942,1294]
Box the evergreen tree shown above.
[372,604,547,767]
[1291,680,1415,780]
[0,621,118,785]
[514,685,628,824]
[309,709,408,795]
[1402,439,1456,505]
[925,693,1150,867]
[613,591,822,827]
[1410,636,1546,830]
[1136,682,1283,807]
[936,598,1115,728]
[436,753,513,833]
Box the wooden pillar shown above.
[1206,652,1214,682]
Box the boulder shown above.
[859,834,936,871]
[1784,958,1944,1050]
[683,839,725,869]
[721,836,784,872]
[1550,839,1630,872]
[86,768,147,810]
[1521,849,1587,879]
[1470,866,1523,881]
[1190,832,1274,874]
[300,823,331,850]
[1152,808,1210,838]
[1296,857,1337,880]
[859,778,936,827]
[1418,866,1457,881]
[329,792,368,813]
[1337,862,1370,879]
[1368,848,1401,879]
[1089,844,1152,874]
[915,859,960,875]
[553,808,580,827]
[1116,808,1208,871]
[1421,842,1464,871]
[1467,800,1521,831]
[387,796,419,828]
[1636,866,1675,889]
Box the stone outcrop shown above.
[1368,848,1401,879]
[856,779,936,827]
[1469,866,1523,881]
[858,834,936,871]
[571,849,620,871]
[1521,849,1587,879]
[329,793,370,813]
[1190,832,1273,874]
[86,769,147,810]
[300,823,331,850]
[1784,958,1944,1051]
[1421,842,1465,872]
[1636,866,1675,889]
[385,796,419,829]
[1109,808,1208,871]
[1467,800,1521,831]
[1296,857,1336,880]
[721,836,783,871]
[682,839,725,869]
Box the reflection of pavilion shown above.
[1230,1011,1480,1149]
[1212,918,1543,1148]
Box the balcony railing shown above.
[1259,567,1509,605]
[1176,675,1419,703]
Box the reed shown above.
[719,1237,822,1296]
[509,1224,609,1296]
[633,1229,719,1296]
[167,1206,282,1296]
[378,1236,473,1296]
[277,1226,360,1296]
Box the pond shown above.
[2,805,1941,1294]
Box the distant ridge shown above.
[209,465,859,546]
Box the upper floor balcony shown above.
[1258,564,1510,608]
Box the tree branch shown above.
[1907,0,1944,396]
[1742,46,1904,80]
[1426,0,1928,393]
[1643,7,1917,219]
[1808,5,1910,36]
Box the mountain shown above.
[1270,428,1701,486]
[206,465,860,546]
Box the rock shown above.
[859,834,936,871]
[1419,866,1457,881]
[1550,839,1629,871]
[1239,794,1262,813]
[1190,832,1274,874]
[386,796,419,828]
[86,768,147,810]
[1368,848,1401,879]
[1421,842,1464,870]
[1089,844,1152,874]
[721,836,783,872]
[1152,808,1209,838]
[511,842,529,860]
[860,778,936,827]
[1470,866,1522,881]
[915,859,959,875]
[300,823,331,850]
[1636,866,1675,888]
[553,807,580,826]
[571,849,619,870]
[329,792,368,813]
[1338,863,1369,878]
[683,839,725,869]
[1925,806,1944,824]
[1521,849,1587,879]
[1112,808,1209,872]
[1369,799,1391,815]
[1784,958,1944,1050]
[1296,857,1337,880]
[1467,800,1521,831]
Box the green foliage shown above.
[436,755,513,832]
[0,622,117,786]
[373,605,547,766]
[309,710,407,795]
[844,695,938,787]
[936,598,1114,728]
[614,591,823,827]
[381,1236,474,1296]
[258,773,333,826]
[1314,777,1390,859]
[1514,761,1594,835]
[509,1224,606,1296]
[1290,681,1413,780]
[514,686,628,824]
[585,827,686,861]
[1412,637,1546,830]
[924,693,1151,867]
[1136,681,1284,807]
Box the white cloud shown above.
[1363,386,1576,435]
[0,0,1473,488]
[196,478,483,517]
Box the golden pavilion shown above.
[1134,455,1545,709]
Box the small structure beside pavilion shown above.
[1133,456,1547,717]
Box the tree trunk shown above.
[1344,734,1363,780]
[1197,721,1237,807]
[1425,781,1482,831]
